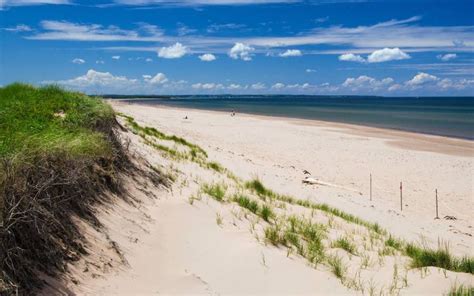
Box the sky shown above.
[0,0,473,96]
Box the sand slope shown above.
[57,102,473,295]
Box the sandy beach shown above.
[59,101,473,295]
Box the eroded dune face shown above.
[56,102,472,296]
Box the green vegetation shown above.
[202,182,227,201]
[0,83,114,159]
[0,84,149,294]
[385,235,403,250]
[260,205,274,222]
[327,255,346,280]
[447,284,474,296]
[405,243,473,274]
[332,237,357,255]
[234,194,259,214]
[120,113,207,159]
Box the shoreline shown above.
[113,98,474,141]
[112,100,474,158]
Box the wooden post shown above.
[435,189,440,219]
[400,182,403,211]
[370,173,372,201]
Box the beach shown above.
[60,101,473,295]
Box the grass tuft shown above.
[234,194,259,214]
[202,183,227,202]
[332,237,357,255]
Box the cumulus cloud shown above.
[338,53,366,63]
[112,55,121,60]
[437,53,457,61]
[144,73,168,84]
[405,72,439,86]
[228,84,242,90]
[342,75,394,91]
[72,58,85,64]
[271,83,285,89]
[279,49,302,57]
[96,60,105,64]
[50,69,138,93]
[339,48,410,63]
[157,42,187,59]
[229,42,254,61]
[192,83,224,90]
[367,48,410,63]
[251,82,266,90]
[198,53,216,62]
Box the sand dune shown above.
[59,102,473,295]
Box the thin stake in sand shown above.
[400,181,403,211]
[435,189,440,219]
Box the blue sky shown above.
[1,0,473,95]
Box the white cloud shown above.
[28,21,164,42]
[367,48,410,63]
[1,0,71,7]
[437,53,457,61]
[145,58,153,62]
[305,69,316,73]
[228,84,242,90]
[192,83,224,90]
[338,53,366,63]
[112,0,301,6]
[50,69,138,92]
[158,42,187,59]
[251,82,266,90]
[279,49,302,57]
[96,60,105,64]
[145,73,168,84]
[112,55,121,60]
[271,83,285,89]
[198,53,216,62]
[72,58,85,64]
[3,24,32,32]
[405,72,439,86]
[437,78,474,90]
[229,43,254,61]
[342,75,394,91]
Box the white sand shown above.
[57,102,473,295]
[113,102,473,257]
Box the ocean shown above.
[120,96,474,140]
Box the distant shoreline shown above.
[111,98,474,142]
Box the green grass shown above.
[207,161,224,173]
[120,114,207,159]
[405,243,473,274]
[202,183,227,202]
[332,237,357,255]
[447,284,474,296]
[264,225,284,246]
[0,83,114,159]
[260,205,274,222]
[327,255,345,280]
[385,235,403,250]
[234,194,259,214]
[245,179,277,199]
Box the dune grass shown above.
[0,83,132,294]
[447,283,474,296]
[202,182,227,201]
[405,243,473,274]
[234,194,259,214]
[0,83,114,160]
[332,237,357,255]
